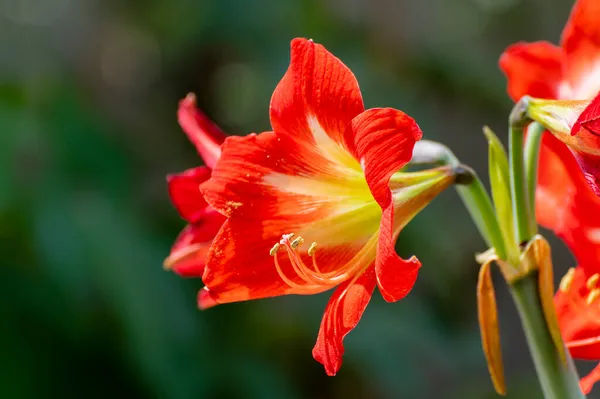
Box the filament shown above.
[269,233,375,292]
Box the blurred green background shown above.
[1,0,595,398]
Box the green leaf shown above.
[483,126,519,265]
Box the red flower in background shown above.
[556,266,600,395]
[197,38,457,375]
[500,0,600,193]
[164,94,226,307]
[540,135,600,394]
[500,0,600,392]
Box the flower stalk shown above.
[510,273,584,399]
[509,100,533,244]
[523,122,545,237]
[412,140,506,258]
[469,100,585,398]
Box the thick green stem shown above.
[524,122,545,237]
[412,140,506,258]
[510,274,584,399]
[509,124,533,244]
[455,179,506,259]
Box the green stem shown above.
[510,274,584,399]
[509,123,532,244]
[412,140,506,258]
[524,122,545,238]
[455,179,506,259]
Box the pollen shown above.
[270,233,356,292]
[270,243,280,256]
[308,242,317,256]
[587,288,600,305]
[291,236,304,249]
[559,267,576,293]
[587,273,600,290]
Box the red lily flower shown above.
[164,94,227,288]
[499,0,600,193]
[198,38,457,375]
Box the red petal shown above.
[571,151,600,196]
[351,108,422,302]
[166,241,210,277]
[560,0,600,98]
[552,93,600,195]
[555,267,600,360]
[203,219,369,303]
[573,92,600,135]
[270,38,364,155]
[499,41,564,101]
[178,93,226,168]
[374,205,422,302]
[201,132,344,219]
[201,132,376,303]
[536,135,600,272]
[197,287,218,310]
[167,166,212,223]
[312,267,376,376]
[352,108,421,205]
[165,210,226,277]
[580,363,600,394]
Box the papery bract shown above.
[199,38,456,375]
[164,94,227,288]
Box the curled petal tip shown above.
[183,92,197,103]
[177,92,225,168]
[162,256,174,271]
[198,288,218,310]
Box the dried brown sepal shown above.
[477,259,507,396]
[476,248,523,283]
[523,235,567,363]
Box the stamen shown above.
[559,267,576,293]
[587,289,600,305]
[291,236,304,249]
[270,243,280,256]
[308,242,317,256]
[270,233,369,292]
[587,273,600,290]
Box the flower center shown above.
[560,268,600,306]
[270,233,375,292]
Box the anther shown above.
[291,236,304,249]
[270,243,280,256]
[308,242,317,256]
[587,288,600,305]
[587,273,600,290]
[559,267,576,292]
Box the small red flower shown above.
[164,94,227,298]
[198,38,457,375]
[500,0,600,193]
